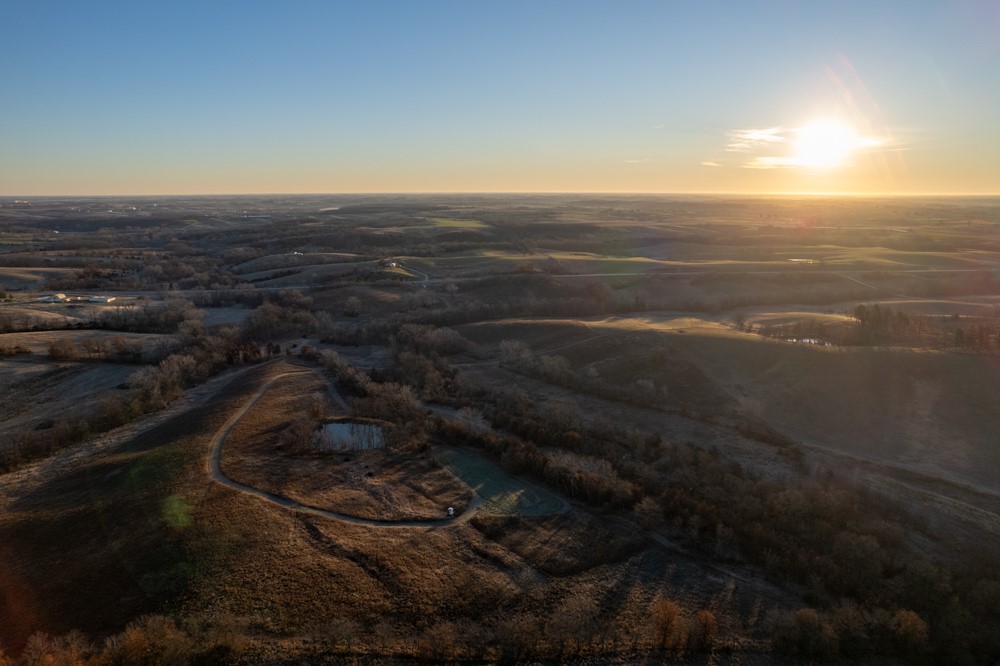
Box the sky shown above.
[1,1,998,196]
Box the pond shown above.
[316,422,385,451]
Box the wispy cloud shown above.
[725,128,785,152]
[700,161,722,167]
[624,158,653,163]
[718,122,891,170]
[742,156,798,169]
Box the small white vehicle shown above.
[447,506,455,518]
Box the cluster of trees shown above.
[317,349,427,451]
[498,339,670,412]
[0,614,247,666]
[392,323,471,356]
[0,597,722,665]
[383,324,475,402]
[373,348,998,663]
[433,418,642,509]
[138,252,239,291]
[36,243,247,292]
[43,263,137,291]
[238,289,343,340]
[770,605,928,660]
[0,310,63,333]
[853,303,1000,350]
[93,299,203,334]
[0,343,31,356]
[46,335,163,363]
[853,303,925,333]
[747,303,1000,352]
[0,306,281,473]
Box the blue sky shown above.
[1,1,997,194]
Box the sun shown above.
[793,121,864,168]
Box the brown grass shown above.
[220,368,472,520]
[0,360,783,660]
[0,329,174,357]
[667,331,1000,495]
[0,360,136,433]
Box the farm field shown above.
[1,194,1000,663]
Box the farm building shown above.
[88,295,116,303]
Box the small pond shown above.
[316,422,385,451]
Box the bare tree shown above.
[344,296,362,317]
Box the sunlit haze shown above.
[1,1,998,196]
[794,122,880,169]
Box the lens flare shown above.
[794,121,880,168]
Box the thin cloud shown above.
[723,123,892,170]
[624,158,653,163]
[725,128,785,152]
[743,156,798,169]
[700,161,722,167]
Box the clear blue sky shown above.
[1,1,997,195]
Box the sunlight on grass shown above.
[429,217,487,228]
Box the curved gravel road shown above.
[207,369,480,528]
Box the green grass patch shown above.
[435,446,565,516]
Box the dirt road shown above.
[206,369,481,528]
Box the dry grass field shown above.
[0,266,75,290]
[0,361,137,434]
[0,360,788,660]
[4,195,1000,663]
[0,329,174,357]
[220,365,473,521]
[665,330,1000,493]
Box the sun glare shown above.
[794,121,866,168]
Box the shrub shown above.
[47,338,77,360]
[650,597,685,651]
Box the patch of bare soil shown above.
[220,368,471,520]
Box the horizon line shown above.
[3,190,999,199]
